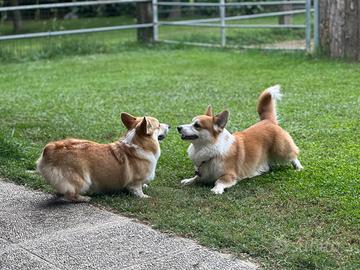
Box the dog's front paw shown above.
[80,196,92,202]
[135,193,150,199]
[211,186,224,195]
[181,178,194,186]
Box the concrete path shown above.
[0,181,257,270]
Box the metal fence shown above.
[155,0,319,52]
[0,0,152,40]
[0,0,319,52]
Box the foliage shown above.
[0,0,276,21]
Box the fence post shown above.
[305,0,311,52]
[10,0,22,34]
[279,0,293,25]
[220,0,226,46]
[313,0,319,50]
[152,0,158,41]
[136,1,154,43]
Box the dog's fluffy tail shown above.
[257,84,282,125]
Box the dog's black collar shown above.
[194,159,212,177]
[195,169,202,177]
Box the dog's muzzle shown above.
[177,126,198,140]
[180,134,199,140]
[158,124,170,141]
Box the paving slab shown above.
[0,247,59,270]
[0,180,258,270]
[0,238,12,251]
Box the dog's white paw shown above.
[80,196,92,202]
[140,194,150,199]
[181,178,194,186]
[65,195,91,203]
[211,187,224,195]
[143,184,149,189]
[291,159,303,171]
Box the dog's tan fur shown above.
[178,85,303,194]
[37,113,169,202]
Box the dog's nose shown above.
[168,124,171,129]
[177,126,182,132]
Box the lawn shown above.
[0,46,359,269]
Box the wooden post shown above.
[320,0,360,60]
[279,0,293,25]
[220,0,226,46]
[305,0,311,52]
[10,0,22,34]
[314,0,319,50]
[136,2,154,43]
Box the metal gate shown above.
[154,0,319,52]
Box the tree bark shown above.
[136,2,154,43]
[34,0,40,20]
[169,0,181,19]
[10,0,22,34]
[320,0,360,60]
[344,0,359,60]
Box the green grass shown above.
[0,46,359,269]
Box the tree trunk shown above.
[10,0,22,34]
[278,0,293,25]
[136,2,154,43]
[187,0,195,17]
[169,1,181,19]
[320,0,360,60]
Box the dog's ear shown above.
[136,117,151,135]
[121,112,138,130]
[214,110,229,131]
[205,105,213,117]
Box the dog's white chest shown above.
[187,129,234,183]
[146,160,157,182]
[197,158,223,184]
[138,150,159,183]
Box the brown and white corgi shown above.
[177,85,303,194]
[36,113,169,202]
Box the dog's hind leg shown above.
[62,174,91,203]
[291,158,303,171]
[272,130,303,171]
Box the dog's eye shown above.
[193,123,201,129]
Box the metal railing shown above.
[155,0,318,52]
[0,0,152,41]
[1,0,320,52]
[0,0,146,11]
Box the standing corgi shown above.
[37,113,169,202]
[177,85,303,194]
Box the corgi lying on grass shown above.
[177,85,303,194]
